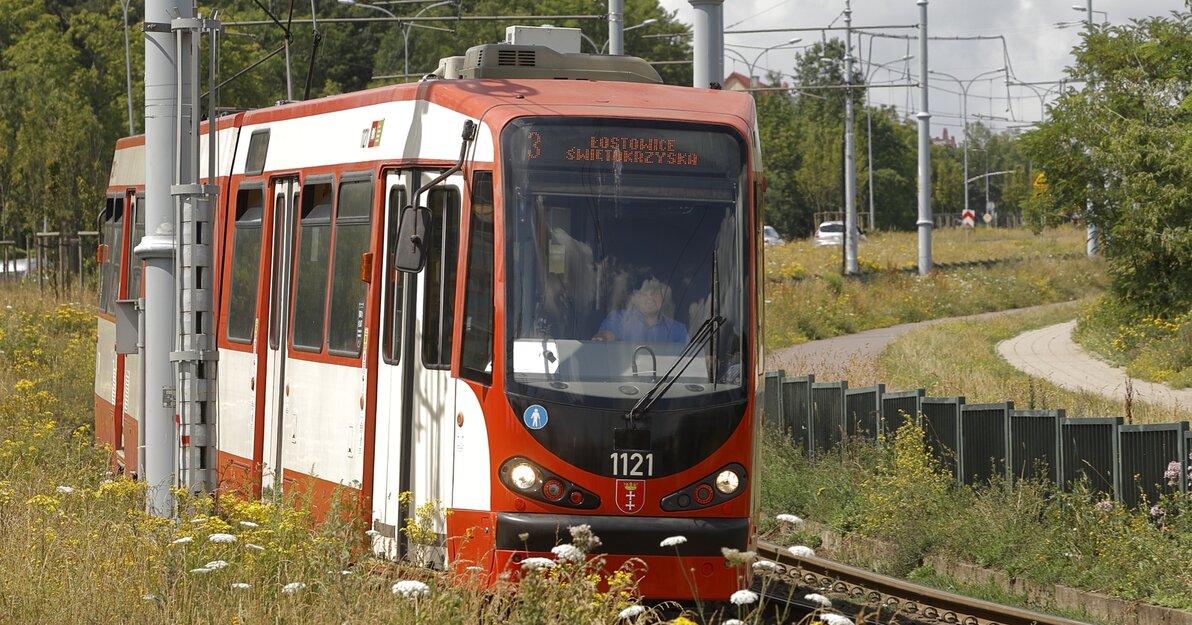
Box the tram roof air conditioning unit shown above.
[443,44,662,84]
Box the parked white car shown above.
[812,221,866,247]
[763,225,783,246]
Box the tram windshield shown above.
[502,117,749,408]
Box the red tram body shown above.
[94,45,765,600]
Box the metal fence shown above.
[765,372,1192,505]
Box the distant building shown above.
[932,127,957,147]
[722,71,755,92]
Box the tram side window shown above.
[460,172,494,384]
[227,186,264,344]
[422,186,460,369]
[99,197,124,315]
[327,178,373,356]
[382,184,407,364]
[292,181,334,351]
[125,195,146,300]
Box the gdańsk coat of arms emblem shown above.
[616,479,645,514]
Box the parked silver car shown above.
[812,221,866,247]
[763,225,783,246]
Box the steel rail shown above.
[757,541,1091,625]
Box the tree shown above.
[1022,12,1192,316]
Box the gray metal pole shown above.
[140,0,193,517]
[916,0,932,275]
[867,108,875,231]
[961,86,969,219]
[843,1,858,275]
[689,0,724,89]
[1085,0,1098,256]
[608,0,624,55]
[122,0,135,134]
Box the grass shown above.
[1074,297,1192,389]
[758,302,1192,612]
[763,226,1105,350]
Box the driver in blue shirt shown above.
[592,278,688,343]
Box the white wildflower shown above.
[238,520,260,528]
[752,560,780,573]
[805,593,832,608]
[365,529,380,538]
[822,614,854,625]
[551,544,584,563]
[391,580,430,598]
[659,535,687,548]
[170,536,194,545]
[231,582,250,590]
[520,557,556,571]
[55,486,74,494]
[788,545,816,558]
[190,567,213,574]
[204,560,229,571]
[724,620,745,625]
[340,570,352,576]
[208,533,236,544]
[729,589,758,605]
[281,582,306,594]
[776,513,804,525]
[617,605,646,619]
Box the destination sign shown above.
[506,119,743,176]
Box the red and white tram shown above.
[95,43,765,600]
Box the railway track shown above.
[754,541,1091,625]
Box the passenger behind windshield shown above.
[592,277,688,343]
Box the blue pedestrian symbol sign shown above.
[523,404,548,430]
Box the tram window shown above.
[327,178,373,356]
[422,186,460,369]
[125,194,145,300]
[382,184,407,364]
[228,186,265,344]
[460,172,494,384]
[292,181,334,351]
[99,197,124,315]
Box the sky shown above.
[654,0,1185,137]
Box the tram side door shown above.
[260,176,299,491]
[373,170,461,557]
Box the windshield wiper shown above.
[624,315,726,425]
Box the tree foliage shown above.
[1022,12,1192,316]
[0,0,691,243]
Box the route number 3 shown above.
[610,452,654,477]
[527,131,541,159]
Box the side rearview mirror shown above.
[393,205,431,273]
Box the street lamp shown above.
[723,38,803,87]
[862,54,913,231]
[340,0,455,79]
[927,66,1006,221]
[580,18,658,54]
[1072,4,1109,22]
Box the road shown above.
[766,306,1191,413]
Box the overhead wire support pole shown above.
[170,12,222,498]
[843,0,858,275]
[916,0,932,276]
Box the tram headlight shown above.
[714,469,740,494]
[510,462,540,491]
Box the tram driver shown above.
[592,277,688,343]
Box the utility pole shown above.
[915,0,932,276]
[689,0,723,89]
[608,0,624,55]
[843,0,859,275]
[140,0,192,517]
[1084,0,1098,256]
